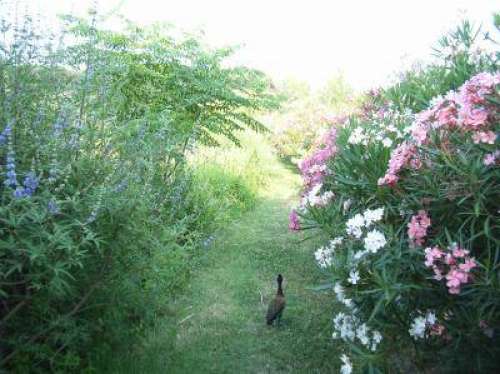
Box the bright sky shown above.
[27,0,500,91]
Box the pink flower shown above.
[430,323,445,336]
[408,210,431,246]
[444,253,456,266]
[411,123,429,145]
[424,243,476,294]
[288,209,300,231]
[452,247,469,258]
[472,131,496,144]
[299,128,337,193]
[424,246,444,267]
[459,258,477,272]
[437,104,458,128]
[461,107,489,129]
[377,173,399,186]
[445,269,469,294]
[484,151,500,166]
[433,266,443,281]
[379,142,420,187]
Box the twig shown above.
[0,300,27,327]
[178,314,194,325]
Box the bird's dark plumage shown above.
[266,274,285,325]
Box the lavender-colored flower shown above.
[4,150,17,187]
[13,187,26,199]
[0,124,12,145]
[22,172,39,196]
[48,200,60,214]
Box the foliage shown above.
[0,7,276,372]
[266,75,355,162]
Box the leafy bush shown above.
[0,8,276,372]
[289,19,500,373]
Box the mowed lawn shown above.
[105,152,341,374]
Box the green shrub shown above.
[0,8,276,372]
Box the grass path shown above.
[109,156,338,373]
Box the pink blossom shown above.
[445,269,469,293]
[424,246,444,267]
[452,247,468,258]
[444,253,457,266]
[472,130,496,144]
[430,323,445,336]
[462,107,490,129]
[379,142,420,187]
[300,128,337,193]
[437,103,458,128]
[288,209,300,231]
[459,258,477,272]
[429,244,476,294]
[411,123,429,145]
[407,210,431,246]
[433,266,444,281]
[484,151,500,166]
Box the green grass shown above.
[102,137,340,373]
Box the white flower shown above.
[330,237,343,246]
[425,311,436,325]
[340,354,353,374]
[343,198,353,213]
[318,191,334,206]
[346,213,365,238]
[386,124,398,133]
[334,282,345,301]
[382,137,393,148]
[363,207,384,227]
[354,250,368,260]
[356,323,370,346]
[371,330,383,351]
[314,246,333,268]
[348,127,368,145]
[409,316,427,339]
[348,270,360,285]
[364,229,387,253]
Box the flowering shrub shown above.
[290,19,500,373]
[0,9,276,372]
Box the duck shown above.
[266,274,285,326]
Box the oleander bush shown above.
[0,8,277,372]
[288,19,499,373]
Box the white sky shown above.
[21,0,500,91]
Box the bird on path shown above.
[266,274,285,326]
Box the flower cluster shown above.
[380,72,499,187]
[314,237,343,268]
[340,354,352,374]
[4,149,17,188]
[301,183,334,207]
[378,141,421,186]
[345,207,384,238]
[407,210,431,246]
[288,209,300,231]
[424,243,477,294]
[344,208,387,260]
[299,127,337,193]
[0,123,12,145]
[483,150,500,166]
[333,310,383,351]
[409,311,445,339]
